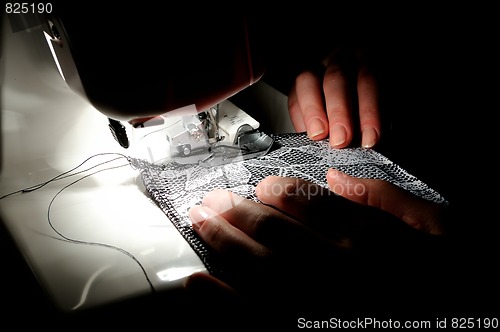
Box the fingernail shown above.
[361,127,378,148]
[327,168,341,180]
[326,169,343,195]
[308,117,325,139]
[330,124,347,147]
[188,206,209,230]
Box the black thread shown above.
[0,152,156,293]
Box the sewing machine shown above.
[0,6,293,315]
[39,6,275,166]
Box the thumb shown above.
[184,272,240,302]
[326,168,446,235]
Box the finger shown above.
[357,59,381,148]
[183,272,252,322]
[255,175,342,227]
[184,271,239,300]
[255,175,368,248]
[322,57,354,149]
[200,189,333,251]
[255,174,446,237]
[326,169,445,235]
[188,204,271,259]
[289,71,329,140]
[287,86,306,132]
[200,189,293,241]
[189,203,281,297]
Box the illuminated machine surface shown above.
[0,12,293,312]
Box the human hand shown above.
[288,48,381,149]
[185,170,448,310]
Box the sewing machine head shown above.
[38,5,272,165]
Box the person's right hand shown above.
[288,48,381,149]
[185,169,450,313]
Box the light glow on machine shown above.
[43,30,66,81]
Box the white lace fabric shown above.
[131,132,447,274]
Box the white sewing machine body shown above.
[0,10,292,313]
